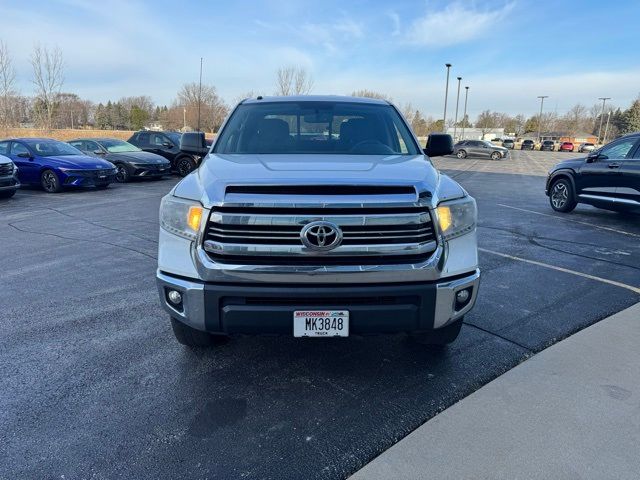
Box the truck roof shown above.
[241,95,390,105]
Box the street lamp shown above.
[453,76,462,141]
[183,107,187,130]
[603,111,612,145]
[442,63,452,133]
[537,95,548,143]
[461,86,469,140]
[597,97,611,145]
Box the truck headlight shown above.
[436,196,477,240]
[160,195,203,241]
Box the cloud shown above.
[406,1,515,47]
[387,11,401,36]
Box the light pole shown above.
[603,111,612,145]
[442,63,452,132]
[197,57,203,132]
[453,76,462,141]
[597,97,611,145]
[537,95,548,143]
[183,107,187,130]
[461,86,469,140]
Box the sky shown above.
[1,0,639,120]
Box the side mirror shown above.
[587,152,603,163]
[424,133,454,157]
[93,150,105,155]
[162,141,173,148]
[17,152,31,158]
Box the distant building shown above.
[447,127,504,141]
[144,122,164,131]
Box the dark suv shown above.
[521,139,535,150]
[540,140,556,151]
[127,131,209,176]
[545,132,640,213]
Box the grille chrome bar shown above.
[203,197,437,265]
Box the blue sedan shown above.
[0,138,117,193]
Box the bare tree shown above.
[475,110,498,137]
[351,89,392,101]
[0,40,17,130]
[30,45,64,130]
[164,83,228,133]
[275,66,313,96]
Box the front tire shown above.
[41,169,62,193]
[490,151,502,160]
[456,150,467,159]
[115,164,131,183]
[0,189,16,198]
[170,317,228,348]
[409,318,463,346]
[549,178,577,213]
[176,156,197,177]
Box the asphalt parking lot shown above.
[1,150,639,479]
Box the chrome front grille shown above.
[203,205,437,265]
[0,163,13,176]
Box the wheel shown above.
[170,317,228,347]
[176,156,197,177]
[115,164,131,183]
[490,151,502,160]
[409,318,463,346]
[41,169,62,193]
[0,189,16,198]
[456,150,467,159]
[549,178,577,213]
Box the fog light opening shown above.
[167,289,183,307]
[455,288,472,310]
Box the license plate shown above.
[99,175,106,179]
[293,310,349,337]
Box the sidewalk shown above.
[350,302,640,480]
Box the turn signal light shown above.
[437,205,452,233]
[187,206,203,232]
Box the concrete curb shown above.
[350,302,640,480]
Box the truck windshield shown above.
[214,101,420,155]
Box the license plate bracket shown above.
[293,310,349,337]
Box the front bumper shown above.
[130,164,172,177]
[157,269,480,335]
[62,171,117,186]
[0,175,19,191]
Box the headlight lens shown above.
[160,195,204,241]
[436,197,477,240]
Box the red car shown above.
[559,142,574,152]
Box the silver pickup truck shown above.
[157,96,479,347]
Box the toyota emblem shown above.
[300,221,343,251]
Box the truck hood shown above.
[173,153,467,208]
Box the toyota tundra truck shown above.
[157,96,480,347]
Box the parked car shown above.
[521,139,535,150]
[579,142,596,153]
[453,140,509,160]
[0,138,116,193]
[127,131,209,177]
[0,153,20,198]
[157,95,479,347]
[559,142,574,152]
[546,132,640,213]
[540,140,556,151]
[68,138,171,182]
[502,139,515,149]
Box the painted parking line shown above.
[497,204,640,238]
[479,247,640,295]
